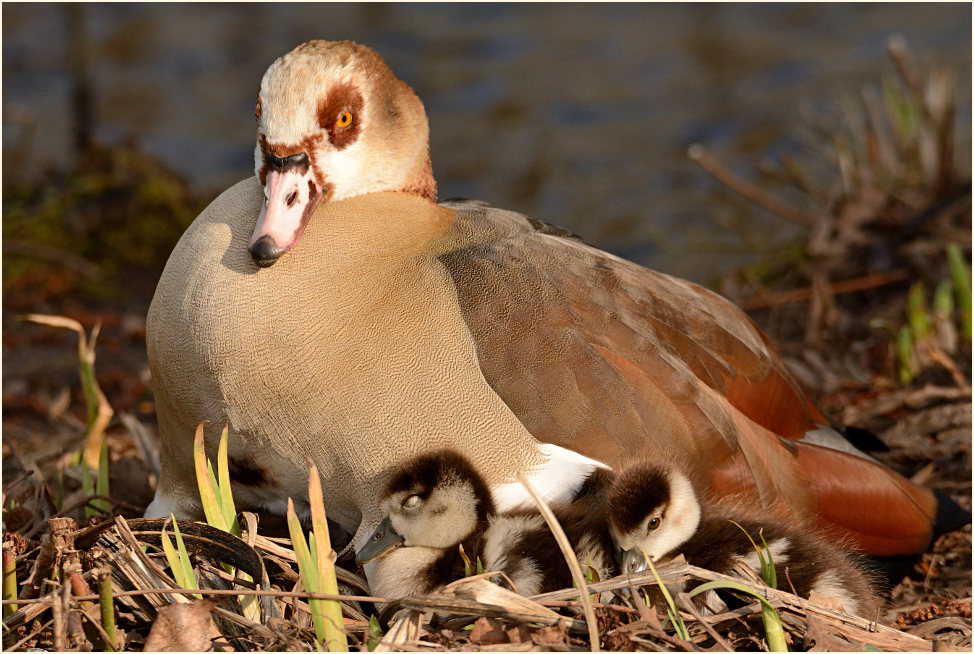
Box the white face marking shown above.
[491,444,608,511]
[612,469,701,562]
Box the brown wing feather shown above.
[436,200,937,554]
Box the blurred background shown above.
[2,3,972,426]
[3,3,971,287]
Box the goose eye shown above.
[335,111,353,129]
[402,495,420,510]
[647,516,662,530]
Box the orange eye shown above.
[335,111,353,129]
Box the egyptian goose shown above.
[355,449,616,598]
[145,40,954,583]
[607,461,885,619]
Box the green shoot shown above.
[730,521,777,589]
[459,543,474,577]
[98,569,117,651]
[946,244,972,338]
[215,425,239,536]
[308,462,348,652]
[640,551,689,641]
[81,462,95,518]
[933,279,954,318]
[2,547,17,617]
[286,463,348,651]
[193,422,238,534]
[896,325,915,385]
[94,431,111,515]
[20,315,114,471]
[907,282,930,340]
[191,422,257,618]
[366,615,383,651]
[161,515,200,599]
[690,580,788,651]
[458,545,486,578]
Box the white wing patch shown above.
[490,444,608,511]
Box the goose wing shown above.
[435,199,938,555]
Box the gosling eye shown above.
[335,111,353,129]
[402,495,421,510]
[372,531,384,542]
[647,516,662,531]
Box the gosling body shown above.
[359,449,616,598]
[608,462,885,619]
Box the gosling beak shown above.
[621,547,649,575]
[355,516,405,565]
[248,153,324,267]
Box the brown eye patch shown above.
[316,81,363,150]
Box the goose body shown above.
[146,40,950,585]
[357,449,616,598]
[607,462,885,619]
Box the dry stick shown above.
[676,591,734,651]
[516,473,601,652]
[51,581,65,651]
[737,268,911,311]
[5,617,56,651]
[688,144,818,227]
[3,588,387,605]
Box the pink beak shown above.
[248,164,324,267]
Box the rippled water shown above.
[3,3,971,281]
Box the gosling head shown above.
[607,462,702,575]
[356,449,495,565]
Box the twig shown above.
[3,587,387,605]
[688,144,818,226]
[676,591,735,650]
[517,472,601,651]
[737,268,911,311]
[4,617,56,651]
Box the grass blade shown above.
[907,282,930,339]
[287,498,326,648]
[216,424,240,537]
[896,325,915,385]
[690,580,788,651]
[192,421,227,532]
[946,243,971,338]
[2,547,17,617]
[308,463,349,651]
[642,553,689,640]
[97,569,117,651]
[94,431,111,515]
[161,515,200,599]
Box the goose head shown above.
[607,462,701,574]
[356,449,495,565]
[249,40,436,267]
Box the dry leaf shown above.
[143,599,222,652]
[531,623,568,645]
[469,616,509,645]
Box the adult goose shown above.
[146,40,950,567]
